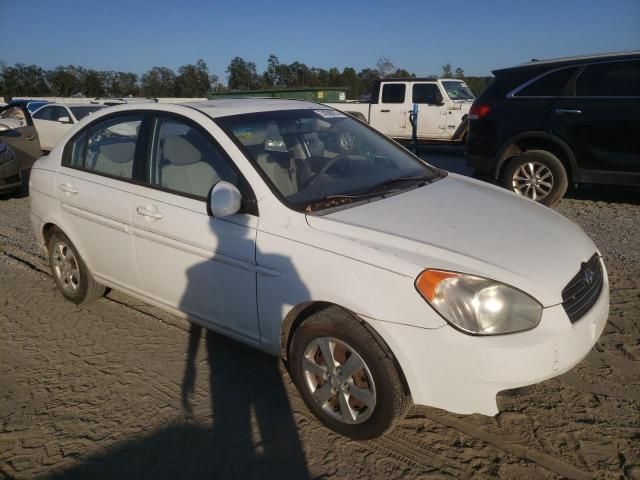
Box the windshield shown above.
[70,106,104,120]
[217,109,441,211]
[442,81,475,101]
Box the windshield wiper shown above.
[357,175,434,196]
[302,175,436,213]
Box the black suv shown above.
[466,51,639,205]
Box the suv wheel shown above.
[501,150,568,206]
[289,306,409,439]
[48,230,106,304]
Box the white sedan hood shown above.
[306,174,599,307]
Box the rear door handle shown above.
[59,183,78,195]
[136,206,163,220]
[555,108,582,115]
[380,109,391,113]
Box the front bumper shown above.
[367,269,610,416]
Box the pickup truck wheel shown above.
[48,231,106,304]
[289,306,409,439]
[501,150,568,206]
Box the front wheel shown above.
[501,150,568,206]
[289,307,409,439]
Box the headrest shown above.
[232,123,268,147]
[97,141,135,164]
[162,135,202,166]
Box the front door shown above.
[32,105,74,151]
[411,83,448,139]
[0,105,42,171]
[129,114,260,341]
[369,82,410,138]
[549,60,640,174]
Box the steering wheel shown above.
[301,155,352,190]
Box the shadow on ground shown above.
[49,328,310,480]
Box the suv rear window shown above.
[515,67,578,97]
[575,60,640,97]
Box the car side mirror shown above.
[0,123,10,133]
[209,181,242,218]
[58,116,72,124]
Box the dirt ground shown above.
[0,166,639,479]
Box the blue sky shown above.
[1,0,638,80]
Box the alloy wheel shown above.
[511,162,554,201]
[302,336,376,424]
[51,241,81,294]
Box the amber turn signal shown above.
[415,270,460,301]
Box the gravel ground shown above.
[0,159,639,479]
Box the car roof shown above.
[183,98,323,118]
[493,50,640,74]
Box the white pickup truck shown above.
[324,78,474,143]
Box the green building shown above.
[208,87,348,103]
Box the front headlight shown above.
[415,269,542,335]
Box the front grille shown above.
[561,254,603,323]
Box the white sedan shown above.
[28,99,609,439]
[31,103,105,151]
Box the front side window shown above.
[412,83,442,104]
[33,106,54,120]
[381,84,406,103]
[70,106,104,121]
[218,109,441,211]
[575,61,640,97]
[148,117,237,198]
[515,67,578,97]
[441,81,475,100]
[50,106,70,122]
[80,115,142,179]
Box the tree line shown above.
[0,56,493,100]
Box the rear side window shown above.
[148,116,237,198]
[63,115,142,180]
[515,67,578,97]
[381,84,406,103]
[575,61,640,97]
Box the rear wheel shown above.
[48,230,106,304]
[501,150,568,206]
[289,306,409,439]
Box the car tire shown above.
[48,230,106,304]
[289,306,409,439]
[501,150,568,206]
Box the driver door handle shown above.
[25,135,35,141]
[59,183,78,195]
[380,109,391,113]
[136,206,163,220]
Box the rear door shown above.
[55,113,144,290]
[0,105,42,171]
[369,82,410,138]
[550,59,640,174]
[411,82,448,139]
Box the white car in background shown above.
[32,103,106,151]
[29,99,609,439]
